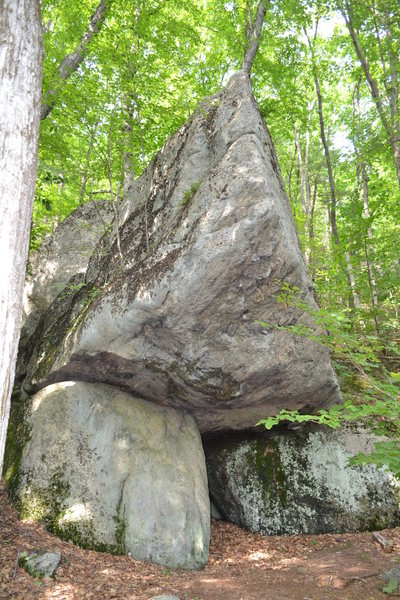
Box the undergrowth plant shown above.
[181,180,202,206]
[257,282,400,479]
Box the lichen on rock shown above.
[205,425,400,535]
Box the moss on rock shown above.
[205,425,400,536]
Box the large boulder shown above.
[21,201,114,347]
[205,426,400,535]
[19,70,341,434]
[6,382,210,569]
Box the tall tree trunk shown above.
[323,204,331,254]
[360,159,379,313]
[353,80,380,329]
[306,23,359,307]
[345,251,361,308]
[304,98,316,217]
[307,178,318,281]
[41,0,112,120]
[242,0,268,75]
[305,26,340,247]
[293,126,307,215]
[341,1,400,188]
[0,0,43,472]
[286,147,297,204]
[123,97,135,198]
[79,123,97,203]
[293,125,312,264]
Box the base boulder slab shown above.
[11,381,210,569]
[205,425,400,535]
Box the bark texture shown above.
[0,0,43,471]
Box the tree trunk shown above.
[305,27,340,247]
[242,0,267,75]
[293,125,312,264]
[41,0,112,120]
[80,123,98,203]
[341,1,400,188]
[0,0,43,472]
[123,97,135,198]
[353,79,380,315]
[345,251,361,308]
[304,98,316,217]
[293,126,307,215]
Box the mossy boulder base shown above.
[205,426,400,535]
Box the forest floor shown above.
[1,481,400,600]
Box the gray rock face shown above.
[21,71,340,434]
[13,382,210,569]
[205,426,400,535]
[19,551,61,579]
[380,567,400,593]
[20,201,114,351]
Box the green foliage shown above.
[257,283,400,478]
[383,579,399,595]
[182,180,202,206]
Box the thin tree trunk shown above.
[107,123,123,267]
[242,0,268,75]
[80,123,98,203]
[293,126,307,215]
[122,7,141,198]
[293,125,312,264]
[123,96,135,198]
[353,78,380,317]
[0,0,43,472]
[308,178,318,280]
[135,100,150,253]
[324,204,331,255]
[360,160,379,308]
[41,0,112,120]
[341,1,400,187]
[286,146,297,203]
[304,98,316,217]
[305,26,340,246]
[309,179,317,244]
[345,251,361,308]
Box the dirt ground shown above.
[1,481,400,600]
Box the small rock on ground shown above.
[380,567,400,591]
[149,596,181,600]
[19,550,61,579]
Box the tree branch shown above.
[41,0,112,120]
